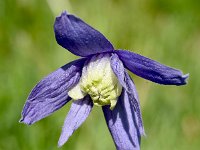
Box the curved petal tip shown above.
[181,73,189,85]
[19,117,31,125]
[56,11,68,20]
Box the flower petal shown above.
[110,53,127,90]
[58,95,93,147]
[110,53,145,136]
[124,71,145,136]
[103,89,141,150]
[54,11,114,57]
[116,50,189,85]
[20,58,86,125]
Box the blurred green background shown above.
[0,0,199,150]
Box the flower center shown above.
[68,54,122,109]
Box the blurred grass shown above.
[0,0,200,150]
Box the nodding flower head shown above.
[68,54,122,109]
[20,11,189,150]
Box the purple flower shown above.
[20,11,188,150]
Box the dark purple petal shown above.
[110,53,127,90]
[116,50,189,85]
[20,58,86,125]
[110,53,144,135]
[58,96,93,147]
[54,11,114,57]
[103,89,141,150]
[124,71,145,136]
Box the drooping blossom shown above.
[20,11,188,150]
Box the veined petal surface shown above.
[116,50,188,85]
[110,53,127,90]
[103,89,141,150]
[58,96,93,147]
[110,53,144,135]
[124,71,145,136]
[20,58,86,125]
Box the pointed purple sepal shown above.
[58,96,93,147]
[124,71,145,136]
[110,53,128,90]
[110,53,144,135]
[54,11,114,57]
[103,89,141,150]
[20,58,86,125]
[116,50,189,85]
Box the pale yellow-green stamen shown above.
[68,54,122,110]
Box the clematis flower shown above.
[20,11,188,150]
